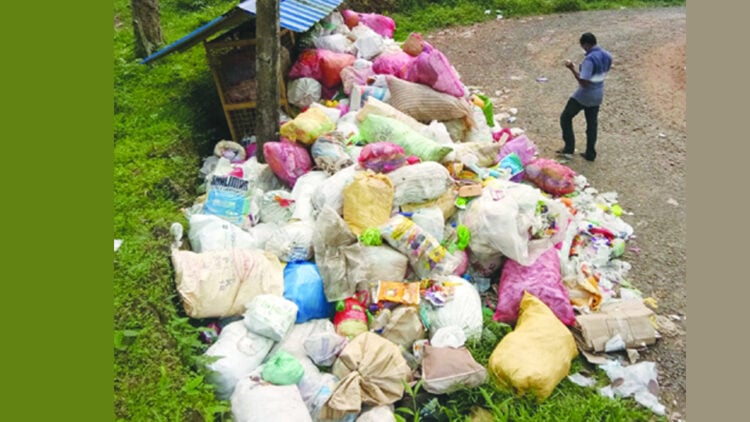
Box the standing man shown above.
[558,32,612,162]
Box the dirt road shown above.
[426,6,687,419]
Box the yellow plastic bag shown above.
[488,291,578,401]
[343,170,394,236]
[280,107,335,145]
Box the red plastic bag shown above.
[333,293,369,338]
[524,158,577,196]
[493,248,576,326]
[319,50,356,88]
[288,49,356,89]
[288,49,323,80]
[263,138,313,188]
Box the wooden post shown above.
[132,0,164,58]
[256,0,281,163]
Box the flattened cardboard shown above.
[573,299,657,353]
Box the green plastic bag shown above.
[476,94,495,127]
[261,351,305,385]
[351,114,453,162]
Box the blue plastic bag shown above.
[283,261,335,323]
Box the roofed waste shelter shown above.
[141,0,344,142]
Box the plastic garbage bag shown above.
[288,77,323,108]
[423,276,483,341]
[231,375,312,422]
[188,214,265,252]
[243,294,299,341]
[379,305,426,351]
[311,132,354,176]
[283,261,335,323]
[488,292,578,401]
[403,44,465,98]
[313,206,359,301]
[262,351,305,385]
[387,161,454,206]
[270,318,335,361]
[343,170,394,236]
[524,158,577,196]
[204,321,275,400]
[421,345,487,394]
[312,164,357,216]
[291,171,329,221]
[320,332,412,420]
[171,249,285,318]
[264,139,313,188]
[304,331,348,367]
[264,220,315,262]
[342,243,409,292]
[258,190,295,225]
[352,114,453,163]
[493,248,576,326]
[379,214,456,279]
[372,51,414,78]
[358,142,406,174]
[280,107,336,146]
[342,10,395,38]
[387,75,474,125]
[459,178,571,266]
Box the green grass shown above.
[114,0,682,419]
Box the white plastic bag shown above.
[459,178,570,266]
[188,214,266,252]
[288,77,323,108]
[304,331,348,366]
[387,161,454,206]
[264,220,316,262]
[171,249,285,318]
[312,164,357,216]
[313,207,359,301]
[205,321,275,400]
[598,361,666,416]
[231,376,312,422]
[342,243,409,292]
[409,206,445,242]
[243,295,299,341]
[424,276,483,341]
[259,189,296,224]
[270,318,336,360]
[291,171,329,222]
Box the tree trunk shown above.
[132,0,164,59]
[255,0,281,163]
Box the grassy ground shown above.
[114,0,682,420]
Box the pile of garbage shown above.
[169,8,670,420]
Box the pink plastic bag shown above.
[403,45,465,98]
[498,134,537,165]
[342,10,395,39]
[493,248,575,326]
[358,142,406,174]
[372,51,414,78]
[497,134,538,182]
[524,158,577,196]
[263,138,313,188]
[341,64,375,95]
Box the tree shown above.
[132,0,164,58]
[255,0,281,163]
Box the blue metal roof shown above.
[141,0,343,64]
